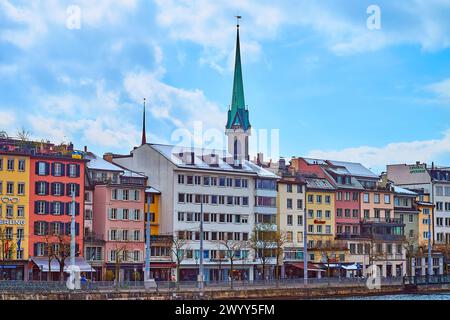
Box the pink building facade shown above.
[93,182,146,281]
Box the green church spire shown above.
[226,19,251,131]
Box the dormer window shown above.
[345,176,351,184]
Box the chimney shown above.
[103,153,113,163]
[84,146,88,152]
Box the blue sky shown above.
[1,0,450,173]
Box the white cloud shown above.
[0,0,139,48]
[0,110,16,128]
[124,70,226,132]
[426,78,450,103]
[307,130,450,173]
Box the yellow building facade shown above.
[416,194,434,248]
[305,178,339,263]
[145,190,160,235]
[0,154,30,266]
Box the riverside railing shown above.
[0,277,406,293]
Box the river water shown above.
[329,292,450,300]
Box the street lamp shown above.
[198,198,205,290]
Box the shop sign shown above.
[0,220,25,226]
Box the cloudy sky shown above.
[1,0,450,173]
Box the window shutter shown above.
[51,183,55,196]
[35,182,39,195]
[65,203,70,215]
[66,184,71,196]
[45,182,49,195]
[65,223,70,235]
[108,208,112,219]
[34,243,38,256]
[76,184,80,197]
[61,163,65,176]
[50,202,54,215]
[118,189,123,200]
[118,209,123,220]
[60,202,65,215]
[34,201,39,214]
[51,163,55,176]
[76,164,81,177]
[75,202,80,216]
[34,222,39,235]
[45,162,50,175]
[60,183,65,197]
[35,162,39,175]
[44,222,49,235]
[75,223,79,236]
[44,202,49,215]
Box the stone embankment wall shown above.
[0,284,448,300]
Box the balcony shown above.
[84,232,105,243]
[335,233,362,240]
[365,233,405,241]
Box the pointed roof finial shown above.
[226,16,250,131]
[236,15,242,28]
[141,98,147,145]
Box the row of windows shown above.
[0,158,26,172]
[178,174,249,188]
[285,214,303,227]
[35,182,80,197]
[34,221,80,236]
[0,181,25,195]
[177,212,249,224]
[362,209,392,219]
[349,243,402,255]
[307,224,332,234]
[285,231,303,243]
[435,233,450,244]
[109,250,142,262]
[0,227,24,240]
[177,230,249,241]
[34,243,80,257]
[108,229,143,241]
[34,201,80,216]
[435,202,450,211]
[107,208,143,221]
[35,161,80,178]
[286,198,303,210]
[436,217,450,227]
[336,191,359,201]
[307,209,332,220]
[111,189,141,201]
[336,225,360,234]
[336,209,359,218]
[178,193,250,206]
[180,249,250,260]
[282,184,303,193]
[307,194,332,204]
[363,193,391,204]
[0,204,25,219]
[435,185,450,196]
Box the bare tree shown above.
[52,235,71,282]
[318,240,347,284]
[273,230,288,284]
[16,127,31,142]
[250,224,276,281]
[170,232,188,289]
[403,235,419,277]
[0,227,16,280]
[215,238,248,289]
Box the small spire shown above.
[141,98,147,145]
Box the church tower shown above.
[225,18,251,166]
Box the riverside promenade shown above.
[1,276,449,300]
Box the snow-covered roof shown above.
[149,144,279,179]
[86,154,124,172]
[393,185,418,196]
[327,160,379,179]
[146,187,161,194]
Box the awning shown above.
[287,262,325,272]
[30,257,95,272]
[341,263,362,271]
